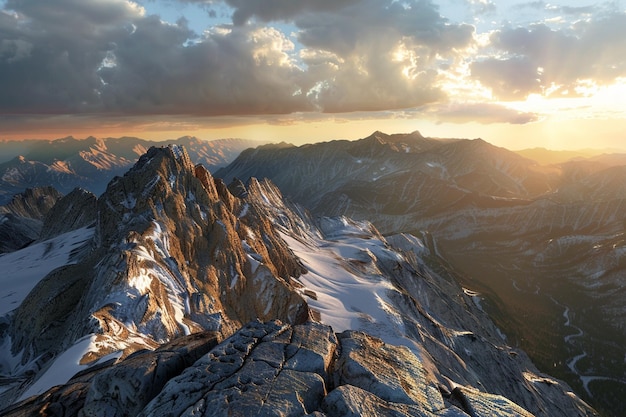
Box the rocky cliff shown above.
[4,321,596,417]
[0,186,64,253]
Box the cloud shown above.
[471,56,543,100]
[221,0,362,26]
[295,0,474,112]
[428,102,540,124]
[471,11,626,100]
[0,0,477,118]
[100,23,313,115]
[0,0,144,113]
[468,0,496,15]
[511,1,596,15]
[0,0,311,116]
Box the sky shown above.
[1,0,626,150]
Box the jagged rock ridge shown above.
[0,186,64,253]
[0,145,310,407]
[4,321,593,417]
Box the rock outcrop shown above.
[3,321,572,417]
[3,330,220,417]
[40,188,97,240]
[0,186,63,219]
[0,213,42,253]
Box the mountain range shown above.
[216,131,626,417]
[0,136,265,206]
[0,145,599,416]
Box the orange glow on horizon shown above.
[2,115,625,152]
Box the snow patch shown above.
[230,273,239,289]
[0,227,94,316]
[17,334,120,401]
[238,203,249,218]
[170,144,183,160]
[126,221,191,336]
[280,226,422,353]
[121,193,136,209]
[142,175,161,197]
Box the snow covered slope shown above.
[0,226,94,316]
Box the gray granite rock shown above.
[333,330,445,414]
[139,320,337,417]
[2,331,219,417]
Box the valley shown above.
[435,237,626,416]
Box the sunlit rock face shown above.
[215,131,626,415]
[0,145,310,407]
[0,145,598,417]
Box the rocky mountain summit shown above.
[0,145,598,416]
[0,136,264,205]
[216,131,626,416]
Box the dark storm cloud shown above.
[201,0,475,112]
[294,0,473,55]
[99,23,313,115]
[0,0,142,113]
[471,12,626,99]
[219,0,361,26]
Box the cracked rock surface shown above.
[5,321,547,417]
